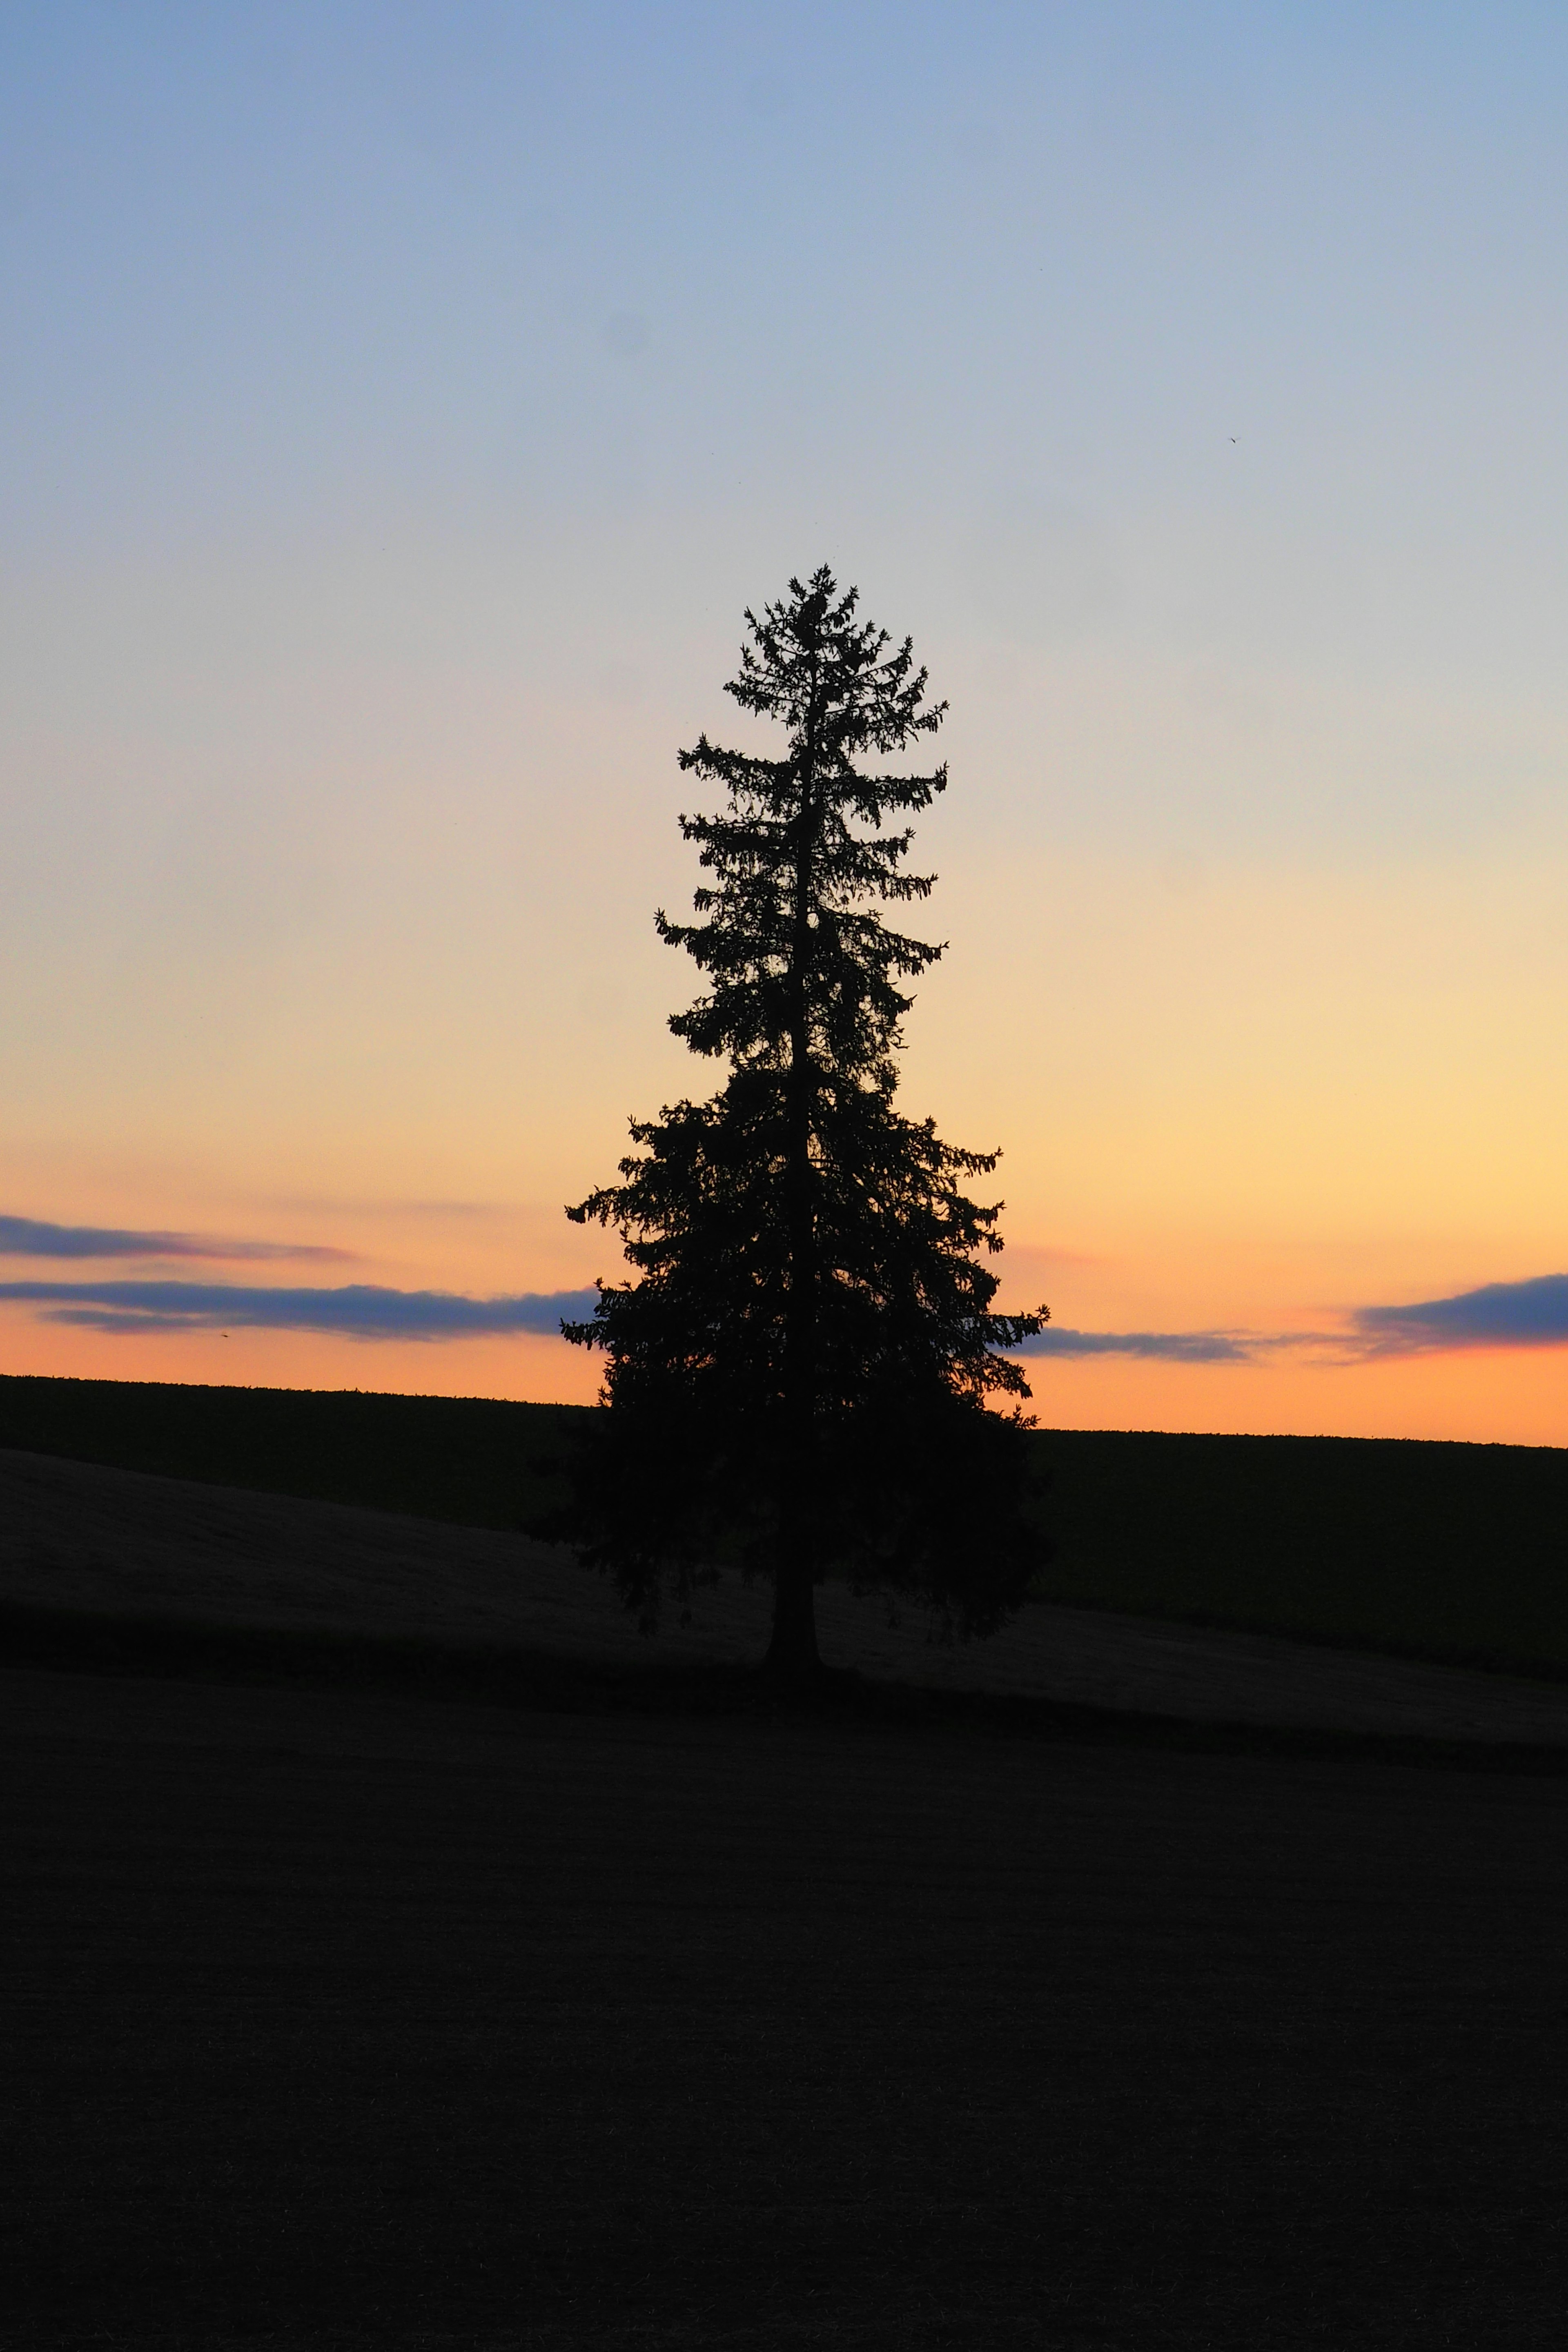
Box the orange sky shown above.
[6,795,1568,1443]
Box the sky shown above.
[4,1,1568,1439]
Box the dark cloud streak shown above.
[1353,1273,1568,1354]
[0,1215,350,1263]
[1010,1273,1568,1367]
[0,1279,599,1339]
[17,1262,1568,1363]
[1009,1326,1253,1363]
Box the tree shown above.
[557,566,1049,1678]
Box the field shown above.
[1041,1425,1568,1675]
[6,1372,1568,1675]
[9,1664,1568,2351]
[7,1376,1568,2346]
[7,1445,1568,1751]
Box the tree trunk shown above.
[764,1550,821,1679]
[765,648,824,1690]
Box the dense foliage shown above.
[559,569,1048,1670]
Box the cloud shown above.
[0,1280,599,1339]
[0,1215,350,1263]
[1010,1275,1568,1367]
[21,1264,1564,1362]
[1009,1325,1254,1364]
[1353,1273,1568,1355]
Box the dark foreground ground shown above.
[7,1664,1568,2351]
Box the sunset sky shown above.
[5,3,1568,1440]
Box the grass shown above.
[0,1370,575,1526]
[6,1383,1561,2342]
[1037,1425,1568,1676]
[9,1381,1568,2344]
[4,1372,1568,1676]
[9,1663,1568,2348]
[9,1596,1568,1775]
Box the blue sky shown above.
[9,3,1566,715]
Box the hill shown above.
[3,1373,1567,1676]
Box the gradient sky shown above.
[5,2,1568,1438]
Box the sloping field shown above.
[1042,1424,1568,1674]
[4,1372,1568,1675]
[6,1446,1568,1746]
[9,1399,1568,2348]
[0,1370,568,1525]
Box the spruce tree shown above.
[559,567,1048,1677]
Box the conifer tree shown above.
[559,567,1048,1677]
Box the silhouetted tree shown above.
[558,567,1048,1677]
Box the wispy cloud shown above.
[1352,1273,1568,1356]
[0,1280,599,1339]
[0,1215,351,1264]
[15,1261,1568,1362]
[1010,1325,1254,1363]
[1007,1272,1568,1368]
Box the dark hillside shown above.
[4,1374,1568,1673]
[1040,1425,1568,1674]
[0,1372,574,1529]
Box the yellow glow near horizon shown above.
[5,818,1568,1441]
